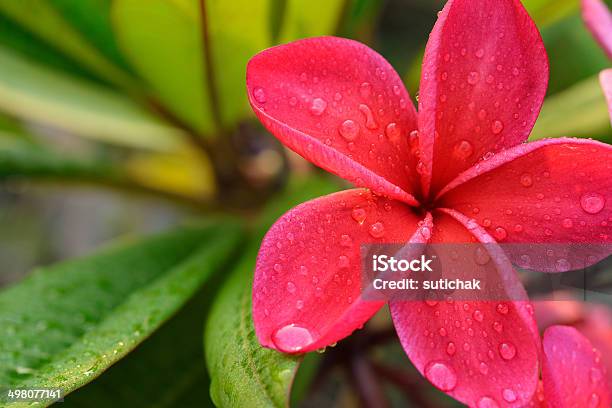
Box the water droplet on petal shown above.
[359,82,372,98]
[474,247,490,265]
[588,393,600,408]
[520,173,533,187]
[477,396,499,408]
[299,265,308,275]
[494,227,507,241]
[476,48,485,58]
[580,192,605,214]
[479,361,489,375]
[272,324,314,352]
[421,226,432,240]
[499,342,517,360]
[286,281,296,294]
[296,300,304,310]
[555,258,571,272]
[369,222,385,238]
[495,303,508,315]
[310,98,327,115]
[424,361,457,391]
[492,120,504,134]
[453,140,474,160]
[493,321,503,333]
[446,342,457,356]
[359,104,378,129]
[562,218,573,229]
[385,122,401,142]
[502,389,517,403]
[340,234,353,247]
[351,208,367,224]
[473,310,484,322]
[339,120,360,141]
[337,255,350,268]
[253,87,266,103]
[467,71,480,85]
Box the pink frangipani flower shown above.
[247,0,612,406]
[582,0,612,123]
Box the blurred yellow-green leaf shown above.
[111,0,217,137]
[0,45,186,152]
[531,74,612,141]
[0,0,134,89]
[278,0,345,42]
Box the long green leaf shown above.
[63,283,218,407]
[0,131,124,181]
[531,74,612,142]
[0,0,133,89]
[205,176,340,408]
[0,222,242,406]
[111,0,217,137]
[0,45,186,152]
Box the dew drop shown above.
[555,258,571,272]
[359,104,378,129]
[299,265,308,275]
[493,321,503,333]
[253,87,266,103]
[476,48,485,58]
[286,281,296,294]
[474,247,490,265]
[289,96,298,106]
[369,222,385,238]
[337,255,350,269]
[359,82,372,98]
[340,234,353,247]
[588,393,600,408]
[339,120,360,141]
[351,208,367,224]
[296,300,304,310]
[479,361,489,375]
[310,98,327,116]
[473,310,484,322]
[453,140,474,160]
[580,192,605,214]
[496,303,509,315]
[467,71,480,85]
[477,396,499,408]
[424,361,457,391]
[520,173,533,187]
[446,342,457,356]
[421,226,432,240]
[494,227,507,241]
[385,122,401,142]
[498,342,517,360]
[272,324,314,352]
[491,120,504,134]
[502,389,517,403]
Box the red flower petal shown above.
[601,69,612,125]
[582,0,612,58]
[253,189,424,353]
[247,36,420,205]
[439,138,612,272]
[390,210,540,407]
[542,325,611,407]
[418,0,548,196]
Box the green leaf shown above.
[0,222,242,405]
[522,0,577,27]
[0,0,133,89]
[277,0,345,42]
[531,74,612,142]
[205,176,340,408]
[0,131,125,181]
[63,285,218,408]
[542,14,610,94]
[207,0,272,129]
[46,0,133,73]
[111,0,217,137]
[0,45,186,152]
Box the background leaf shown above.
[531,74,612,141]
[0,221,242,405]
[111,0,216,136]
[0,45,186,152]
[0,0,133,89]
[205,176,340,408]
